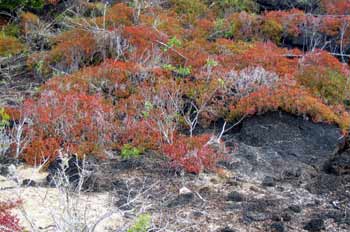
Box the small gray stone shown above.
[227,191,244,202]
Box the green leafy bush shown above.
[121,144,141,159]
[297,69,350,105]
[261,19,283,44]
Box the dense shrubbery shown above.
[2,1,350,174]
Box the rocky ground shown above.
[1,111,350,232]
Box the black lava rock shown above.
[21,179,36,187]
[271,223,285,232]
[289,205,302,213]
[281,212,292,222]
[228,111,343,188]
[219,227,237,232]
[262,176,276,187]
[0,165,8,176]
[46,155,82,187]
[244,211,270,222]
[193,211,203,217]
[272,211,292,222]
[304,218,325,232]
[256,0,320,12]
[227,191,245,202]
[305,174,343,194]
[0,155,17,176]
[324,151,350,176]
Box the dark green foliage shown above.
[121,144,141,159]
[0,0,44,11]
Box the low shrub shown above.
[121,144,141,159]
[0,107,10,128]
[297,50,350,105]
[297,68,350,105]
[321,0,350,15]
[20,12,40,34]
[227,81,350,131]
[225,66,279,99]
[95,3,134,28]
[261,19,283,44]
[46,29,97,73]
[162,134,221,174]
[1,24,21,37]
[22,90,115,164]
[229,42,300,76]
[0,34,25,57]
[170,0,208,24]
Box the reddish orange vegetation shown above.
[229,42,301,76]
[264,9,350,47]
[162,134,221,174]
[0,34,24,56]
[13,2,350,173]
[51,29,96,64]
[23,91,115,164]
[321,0,350,15]
[96,3,134,28]
[264,9,306,36]
[228,82,350,131]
